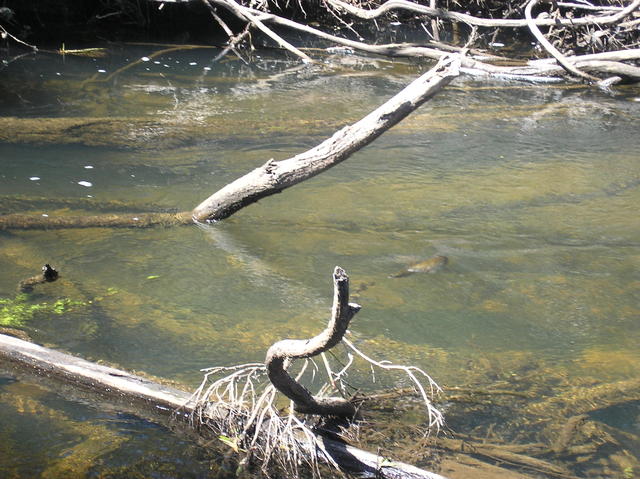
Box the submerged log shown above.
[433,437,579,479]
[0,334,446,479]
[0,211,192,230]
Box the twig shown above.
[343,337,444,431]
[200,0,251,64]
[0,23,37,50]
[207,0,313,62]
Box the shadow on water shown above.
[0,44,639,477]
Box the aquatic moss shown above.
[0,294,85,328]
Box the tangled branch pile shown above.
[200,0,640,83]
[314,0,640,54]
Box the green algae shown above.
[0,294,85,328]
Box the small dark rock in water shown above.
[390,255,448,278]
[18,264,59,293]
[42,264,59,282]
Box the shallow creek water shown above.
[0,45,639,477]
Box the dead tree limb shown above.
[0,328,447,479]
[524,0,600,82]
[206,0,312,62]
[265,266,361,417]
[530,48,640,65]
[197,0,640,83]
[192,55,460,222]
[324,0,640,29]
[527,58,640,81]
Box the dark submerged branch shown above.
[0,211,192,230]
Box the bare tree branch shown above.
[192,55,460,222]
[206,0,313,62]
[525,0,601,82]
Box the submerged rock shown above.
[390,255,448,278]
[18,264,59,293]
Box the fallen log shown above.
[192,55,460,222]
[0,308,447,479]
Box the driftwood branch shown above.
[524,0,600,82]
[0,56,459,230]
[0,329,446,479]
[265,266,361,417]
[192,55,460,222]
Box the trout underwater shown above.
[390,255,448,278]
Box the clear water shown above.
[1,45,639,477]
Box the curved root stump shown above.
[265,266,361,417]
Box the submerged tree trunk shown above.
[0,211,192,230]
